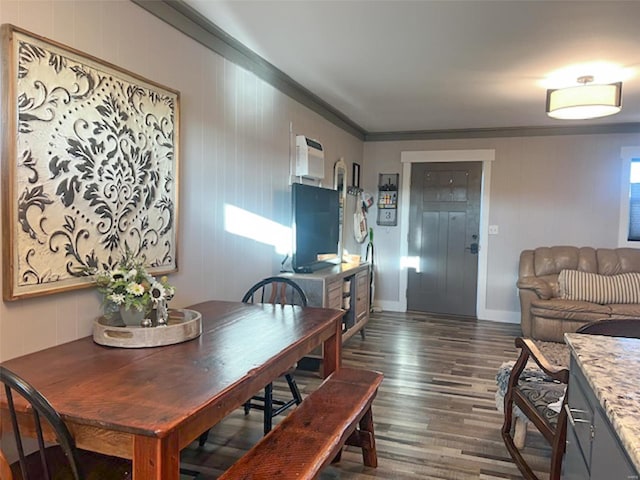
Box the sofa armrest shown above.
[517,277,555,338]
[517,276,553,300]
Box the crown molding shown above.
[364,123,640,142]
[131,0,366,141]
[131,0,640,144]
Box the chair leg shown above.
[198,429,210,447]
[502,388,539,480]
[263,383,273,435]
[549,402,568,480]
[285,374,303,405]
[514,417,527,449]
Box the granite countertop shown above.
[565,333,640,473]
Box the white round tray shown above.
[93,308,202,348]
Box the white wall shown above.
[0,0,363,361]
[363,133,637,322]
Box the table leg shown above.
[322,316,342,378]
[133,433,180,480]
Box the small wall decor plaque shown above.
[1,25,180,300]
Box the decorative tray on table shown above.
[93,308,202,348]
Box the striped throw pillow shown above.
[558,270,640,304]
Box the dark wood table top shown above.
[1,300,343,440]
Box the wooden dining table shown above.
[0,300,344,480]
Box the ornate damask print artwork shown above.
[2,25,180,300]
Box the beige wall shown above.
[0,0,363,361]
[363,133,637,321]
[1,1,637,362]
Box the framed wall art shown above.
[1,24,180,301]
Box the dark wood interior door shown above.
[407,162,482,316]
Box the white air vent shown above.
[295,135,324,179]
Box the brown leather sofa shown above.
[517,246,640,342]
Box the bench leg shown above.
[344,406,378,468]
[359,407,377,467]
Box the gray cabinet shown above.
[281,263,370,343]
[563,355,639,479]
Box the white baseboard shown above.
[373,302,521,325]
[373,300,404,312]
[477,308,520,324]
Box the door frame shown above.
[399,149,495,318]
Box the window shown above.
[629,159,640,241]
[619,147,640,247]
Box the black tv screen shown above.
[292,183,340,273]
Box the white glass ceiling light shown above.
[546,75,622,120]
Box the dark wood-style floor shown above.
[181,311,552,479]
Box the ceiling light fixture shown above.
[546,75,622,120]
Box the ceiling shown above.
[180,0,640,135]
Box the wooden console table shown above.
[281,262,370,342]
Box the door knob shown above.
[466,242,479,254]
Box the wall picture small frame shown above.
[376,173,398,226]
[2,24,180,300]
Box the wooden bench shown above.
[218,367,384,480]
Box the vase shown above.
[119,306,146,327]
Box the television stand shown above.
[280,262,371,373]
[293,261,334,273]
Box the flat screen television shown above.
[291,183,340,273]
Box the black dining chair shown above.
[198,277,308,445]
[0,366,132,480]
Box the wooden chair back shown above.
[242,277,308,307]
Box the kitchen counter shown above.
[565,333,640,474]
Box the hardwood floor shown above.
[180,311,552,479]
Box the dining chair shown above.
[501,318,640,480]
[198,277,308,445]
[0,366,131,480]
[501,337,569,480]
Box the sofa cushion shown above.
[559,270,640,305]
[609,304,640,319]
[531,298,610,321]
[597,248,640,275]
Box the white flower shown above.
[126,282,145,296]
[124,268,137,281]
[149,282,166,302]
[111,269,126,281]
[109,293,126,305]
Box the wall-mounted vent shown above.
[295,135,324,179]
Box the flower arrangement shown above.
[91,250,175,315]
